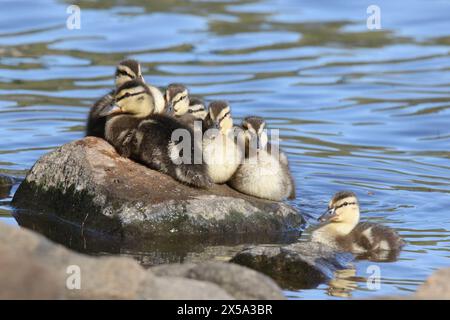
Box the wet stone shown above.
[230,242,354,290]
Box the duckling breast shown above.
[228,151,291,201]
[203,134,242,183]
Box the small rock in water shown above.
[12,137,304,238]
[230,242,354,290]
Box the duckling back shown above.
[344,222,404,254]
[133,114,212,189]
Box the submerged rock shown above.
[12,137,304,238]
[0,221,284,299]
[230,242,354,290]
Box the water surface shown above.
[0,0,449,299]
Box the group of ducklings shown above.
[85,59,404,257]
[87,59,295,200]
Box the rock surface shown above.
[0,174,14,198]
[415,267,450,299]
[0,221,284,299]
[12,137,304,238]
[231,242,354,289]
[151,262,284,299]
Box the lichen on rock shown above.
[12,137,304,239]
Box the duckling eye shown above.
[343,202,348,206]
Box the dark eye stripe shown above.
[116,69,135,79]
[335,201,356,210]
[116,90,146,102]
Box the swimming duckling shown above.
[202,101,243,184]
[165,84,207,128]
[86,59,164,138]
[228,116,295,201]
[311,191,404,259]
[102,79,212,189]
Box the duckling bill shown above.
[86,59,164,139]
[86,59,143,139]
[312,191,404,260]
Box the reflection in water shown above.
[14,210,300,267]
[0,0,449,298]
[328,268,358,298]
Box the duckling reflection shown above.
[312,191,404,261]
[327,268,358,298]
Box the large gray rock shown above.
[0,221,285,299]
[12,137,303,238]
[415,268,450,299]
[151,262,284,299]
[231,242,354,290]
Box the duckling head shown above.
[115,59,144,87]
[165,83,189,116]
[241,116,268,151]
[205,100,233,133]
[319,191,360,232]
[101,79,154,118]
[188,97,207,120]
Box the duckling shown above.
[311,191,404,258]
[102,79,212,189]
[116,59,165,113]
[86,59,141,138]
[86,59,165,138]
[228,116,296,201]
[114,59,144,87]
[202,101,243,184]
[165,83,207,128]
[187,97,208,120]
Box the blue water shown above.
[0,0,449,299]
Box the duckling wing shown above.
[352,222,404,253]
[135,115,212,189]
[86,90,114,138]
